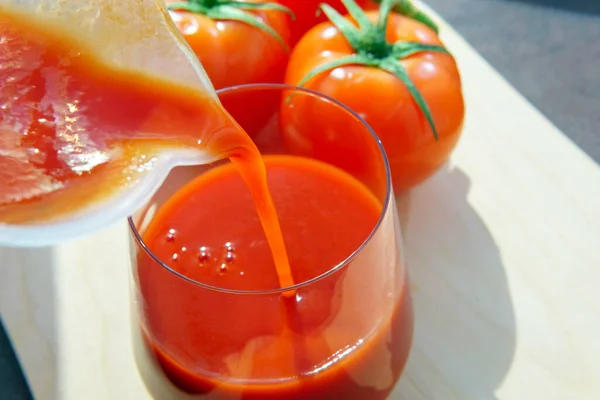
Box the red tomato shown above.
[282,4,464,191]
[279,0,376,45]
[166,0,291,89]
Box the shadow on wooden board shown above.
[393,164,516,400]
[0,246,57,400]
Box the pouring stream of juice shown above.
[0,2,294,288]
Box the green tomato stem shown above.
[370,0,439,33]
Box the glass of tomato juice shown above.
[128,84,414,399]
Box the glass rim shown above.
[128,83,392,295]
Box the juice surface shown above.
[139,155,413,399]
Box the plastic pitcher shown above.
[0,0,225,246]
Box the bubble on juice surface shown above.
[224,251,235,264]
[165,228,176,242]
[197,246,211,266]
[171,253,179,261]
[224,242,235,252]
[218,263,228,275]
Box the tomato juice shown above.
[0,8,221,221]
[136,155,413,399]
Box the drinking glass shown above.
[128,84,413,400]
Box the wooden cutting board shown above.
[1,2,599,399]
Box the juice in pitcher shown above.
[0,0,266,246]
